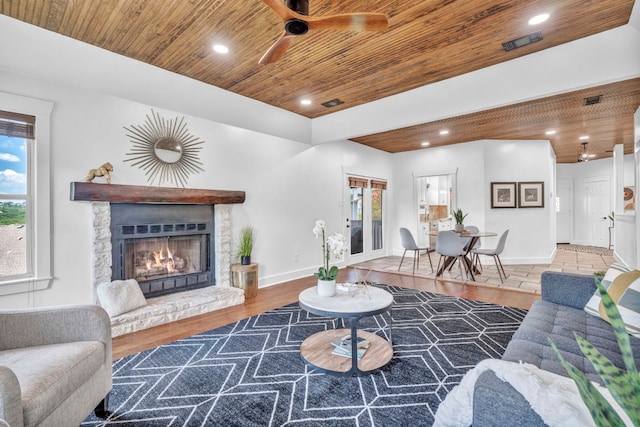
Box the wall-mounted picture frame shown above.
[491,182,517,208]
[518,181,544,208]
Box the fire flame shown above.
[147,243,176,273]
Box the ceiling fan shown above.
[258,0,389,65]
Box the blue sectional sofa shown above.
[472,271,640,426]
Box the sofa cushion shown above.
[0,341,105,426]
[502,300,640,384]
[97,279,147,317]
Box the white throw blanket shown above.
[433,359,631,427]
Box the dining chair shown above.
[471,229,509,283]
[398,227,433,275]
[435,230,468,281]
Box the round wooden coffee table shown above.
[298,285,394,376]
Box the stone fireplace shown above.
[70,182,245,300]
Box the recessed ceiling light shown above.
[579,135,589,140]
[528,13,550,25]
[439,130,449,136]
[212,44,229,54]
[300,99,312,106]
[421,141,430,147]
[545,130,556,135]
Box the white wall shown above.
[391,139,556,264]
[557,155,637,266]
[0,69,393,309]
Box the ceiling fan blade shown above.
[260,0,297,21]
[258,32,295,65]
[306,13,388,32]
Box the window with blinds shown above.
[0,110,34,279]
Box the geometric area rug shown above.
[82,284,527,427]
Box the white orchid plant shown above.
[312,220,348,281]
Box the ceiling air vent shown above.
[583,95,603,106]
[321,98,345,108]
[502,31,543,51]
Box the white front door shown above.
[556,179,573,243]
[585,177,610,247]
[345,175,386,265]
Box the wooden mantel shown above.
[70,182,245,204]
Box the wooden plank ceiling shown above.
[1,0,637,163]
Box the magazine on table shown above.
[331,334,370,351]
[330,333,371,359]
[331,343,369,360]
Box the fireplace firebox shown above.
[110,203,215,297]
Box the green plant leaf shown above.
[236,226,255,258]
[595,279,637,376]
[574,334,640,424]
[550,340,625,426]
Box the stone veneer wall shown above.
[90,202,232,302]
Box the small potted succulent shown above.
[451,208,468,232]
[236,226,255,265]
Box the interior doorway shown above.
[556,179,573,243]
[415,171,456,249]
[585,177,610,247]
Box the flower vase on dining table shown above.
[317,279,336,297]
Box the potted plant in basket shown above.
[312,220,348,297]
[451,208,468,232]
[236,225,255,265]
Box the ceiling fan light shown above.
[528,13,550,25]
[212,44,229,54]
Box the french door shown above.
[345,175,386,264]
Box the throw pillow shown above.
[584,270,640,338]
[596,270,640,337]
[584,263,632,317]
[97,279,147,318]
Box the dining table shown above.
[428,229,498,281]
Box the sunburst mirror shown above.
[124,109,204,187]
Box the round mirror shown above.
[154,137,182,164]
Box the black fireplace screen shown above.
[124,234,207,283]
[110,203,215,298]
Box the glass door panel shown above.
[349,186,364,256]
[371,188,383,251]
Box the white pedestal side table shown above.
[298,285,394,376]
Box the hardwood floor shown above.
[112,268,539,360]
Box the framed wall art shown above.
[491,182,517,208]
[518,181,544,208]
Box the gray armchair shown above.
[0,305,112,427]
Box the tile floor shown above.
[351,246,615,294]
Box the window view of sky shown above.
[0,135,27,195]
